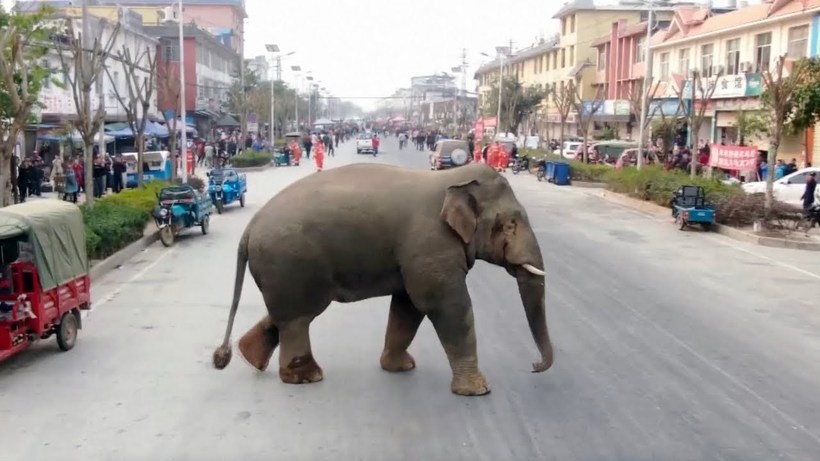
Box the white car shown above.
[741,167,820,205]
[553,141,582,159]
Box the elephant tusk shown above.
[522,264,546,277]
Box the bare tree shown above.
[673,68,722,177]
[105,43,157,188]
[551,81,574,153]
[156,45,181,181]
[55,16,120,208]
[572,82,605,163]
[0,6,54,206]
[761,55,809,213]
[625,79,660,141]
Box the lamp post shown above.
[482,46,510,136]
[177,0,187,182]
[265,44,294,140]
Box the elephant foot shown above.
[380,350,416,372]
[237,317,279,372]
[451,371,491,396]
[279,354,324,384]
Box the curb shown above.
[593,189,820,251]
[233,163,273,173]
[572,181,607,189]
[89,230,159,281]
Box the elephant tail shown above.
[212,227,251,370]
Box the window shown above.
[41,60,50,88]
[597,48,606,70]
[569,45,575,66]
[561,48,566,67]
[562,18,567,35]
[659,52,670,79]
[755,32,772,72]
[788,25,809,59]
[700,43,714,77]
[570,15,576,33]
[787,172,808,185]
[635,37,645,63]
[725,38,740,75]
[164,44,180,62]
[678,48,690,76]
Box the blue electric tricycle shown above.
[671,185,716,231]
[207,167,248,214]
[153,185,214,247]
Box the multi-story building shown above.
[409,74,458,123]
[246,55,270,81]
[145,23,240,136]
[473,0,676,139]
[648,0,818,164]
[16,0,246,53]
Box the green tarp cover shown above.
[0,200,88,291]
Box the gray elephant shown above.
[212,162,553,396]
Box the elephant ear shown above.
[440,180,479,244]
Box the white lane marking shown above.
[587,190,820,281]
[82,247,177,319]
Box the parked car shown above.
[430,139,471,170]
[356,133,374,154]
[554,141,583,159]
[742,167,820,206]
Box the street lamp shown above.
[265,43,294,139]
[175,0,188,182]
[482,46,510,136]
[621,0,663,169]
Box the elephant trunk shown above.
[517,273,553,373]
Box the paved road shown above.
[2,136,820,460]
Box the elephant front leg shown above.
[429,306,490,396]
[380,291,425,373]
[278,317,324,384]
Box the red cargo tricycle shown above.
[0,200,91,363]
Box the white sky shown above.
[243,0,563,110]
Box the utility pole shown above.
[636,8,654,170]
[276,55,282,81]
[178,0,187,182]
[460,48,467,130]
[239,20,247,149]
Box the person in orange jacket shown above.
[314,136,325,172]
[289,138,302,166]
[473,141,483,163]
[487,141,499,170]
[497,142,510,172]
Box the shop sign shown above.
[682,73,764,99]
[648,98,688,117]
[614,100,631,116]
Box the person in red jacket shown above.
[372,134,380,157]
[497,142,510,172]
[473,142,483,163]
[314,137,325,172]
[487,141,500,171]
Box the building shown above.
[648,0,818,164]
[409,74,458,123]
[246,55,270,80]
[144,23,241,137]
[16,0,246,53]
[35,11,159,125]
[418,96,479,129]
[473,0,677,138]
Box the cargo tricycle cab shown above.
[0,201,91,363]
[125,150,173,188]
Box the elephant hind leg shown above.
[278,317,324,384]
[380,291,425,373]
[237,315,279,372]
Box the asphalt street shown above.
[2,136,820,460]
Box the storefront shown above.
[581,100,631,139]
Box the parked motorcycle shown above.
[511,155,531,175]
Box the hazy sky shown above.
[243,0,563,110]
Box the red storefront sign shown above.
[709,145,759,171]
[186,149,194,175]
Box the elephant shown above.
[212,162,554,396]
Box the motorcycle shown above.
[511,155,530,175]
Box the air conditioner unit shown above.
[739,61,753,73]
[159,6,178,23]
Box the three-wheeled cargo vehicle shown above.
[671,185,716,231]
[207,168,248,214]
[274,132,303,166]
[153,185,214,247]
[0,201,91,363]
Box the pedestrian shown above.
[323,132,335,157]
[372,134,380,157]
[92,155,107,198]
[63,161,78,203]
[473,141,483,164]
[801,172,817,215]
[71,157,84,194]
[17,159,32,202]
[314,137,325,172]
[112,154,127,193]
[289,138,302,166]
[487,141,500,171]
[302,133,312,159]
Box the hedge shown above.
[231,151,271,168]
[520,148,801,228]
[83,181,170,260]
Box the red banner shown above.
[709,145,759,171]
[474,119,485,137]
[186,149,194,175]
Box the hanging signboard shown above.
[709,144,759,171]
